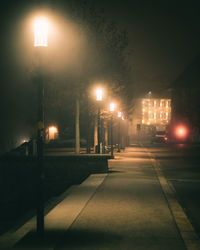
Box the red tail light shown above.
[174,125,188,139]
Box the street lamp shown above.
[34,17,48,47]
[34,17,48,236]
[118,112,122,118]
[110,102,115,112]
[117,111,122,152]
[95,88,103,153]
[110,102,115,156]
[96,88,103,101]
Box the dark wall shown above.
[171,56,200,128]
[0,155,109,234]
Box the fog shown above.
[0,1,131,154]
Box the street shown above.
[143,143,200,236]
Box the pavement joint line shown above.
[45,173,107,230]
[64,172,108,232]
[0,173,107,249]
[144,147,200,250]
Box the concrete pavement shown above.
[1,146,197,249]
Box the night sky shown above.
[1,0,200,153]
[99,0,200,94]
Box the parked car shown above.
[151,131,167,143]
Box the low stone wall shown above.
[0,154,111,234]
[44,155,110,197]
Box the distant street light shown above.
[95,88,103,153]
[110,102,115,156]
[117,111,122,152]
[96,88,103,101]
[110,102,115,112]
[34,16,48,236]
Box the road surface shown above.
[143,143,200,235]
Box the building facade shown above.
[129,97,171,143]
[141,98,171,126]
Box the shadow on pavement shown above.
[15,229,122,248]
[107,170,125,174]
[91,170,125,174]
[129,155,151,159]
[149,150,175,154]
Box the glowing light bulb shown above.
[34,17,48,47]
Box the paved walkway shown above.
[0,147,193,249]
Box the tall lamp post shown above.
[110,102,115,156]
[117,111,122,152]
[121,116,125,148]
[96,88,103,153]
[34,17,48,236]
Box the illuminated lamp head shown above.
[118,111,122,118]
[95,88,103,101]
[34,17,48,47]
[110,102,115,112]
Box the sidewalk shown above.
[0,147,191,249]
